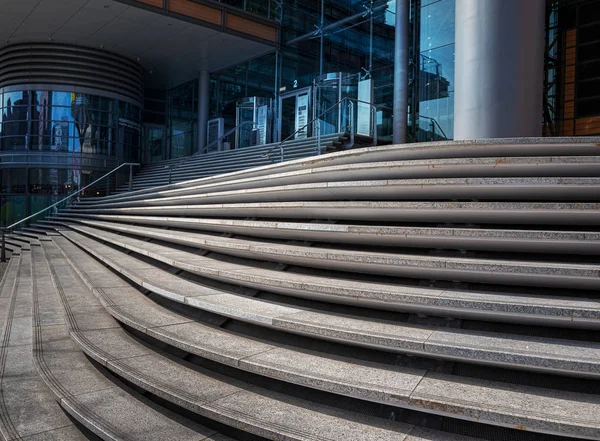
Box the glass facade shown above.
[0,88,142,226]
[167,81,198,159]
[204,0,457,147]
[417,0,455,141]
[1,90,141,156]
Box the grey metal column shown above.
[393,0,409,145]
[454,0,545,140]
[197,70,210,152]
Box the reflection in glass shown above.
[0,87,141,226]
[418,0,455,141]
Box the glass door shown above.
[235,98,256,149]
[313,72,359,135]
[277,87,312,142]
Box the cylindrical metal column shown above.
[454,0,545,140]
[393,0,409,145]
[197,70,210,152]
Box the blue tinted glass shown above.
[420,0,455,51]
[419,44,454,140]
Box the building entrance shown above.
[278,87,312,142]
[235,97,271,148]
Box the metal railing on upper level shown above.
[195,121,257,157]
[419,115,448,141]
[0,162,140,262]
[263,96,379,162]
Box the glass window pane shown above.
[420,0,455,51]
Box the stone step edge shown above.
[48,235,600,441]
[55,223,600,329]
[53,227,600,379]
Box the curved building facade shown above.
[0,43,143,225]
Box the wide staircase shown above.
[2,137,600,441]
[118,133,350,194]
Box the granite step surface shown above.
[61,201,600,225]
[54,225,600,328]
[0,253,90,441]
[39,238,475,441]
[75,156,600,206]
[57,213,600,254]
[57,218,600,290]
[7,234,40,247]
[69,178,600,209]
[89,138,600,203]
[30,244,230,441]
[50,228,600,377]
[47,234,600,440]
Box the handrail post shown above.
[168,166,173,185]
[128,164,133,192]
[348,100,355,148]
[371,106,378,146]
[316,118,322,155]
[1,228,6,263]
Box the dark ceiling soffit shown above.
[113,0,280,47]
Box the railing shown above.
[263,96,379,162]
[195,121,257,157]
[418,115,448,141]
[0,162,140,262]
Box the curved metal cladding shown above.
[0,43,144,107]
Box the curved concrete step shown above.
[75,178,600,209]
[76,157,600,206]
[40,239,472,441]
[48,235,600,440]
[31,245,230,441]
[54,225,600,328]
[58,218,600,290]
[94,138,600,202]
[57,213,600,254]
[63,201,600,225]
[53,230,600,377]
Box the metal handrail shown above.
[0,162,140,261]
[195,121,256,157]
[263,96,380,162]
[419,115,448,139]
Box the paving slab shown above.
[239,346,425,406]
[410,373,600,439]
[425,328,600,375]
[201,388,412,441]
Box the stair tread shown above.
[32,244,229,441]
[56,224,600,327]
[40,239,458,441]
[58,213,600,254]
[50,228,600,378]
[73,177,600,210]
[76,156,600,207]
[48,234,600,439]
[63,217,600,277]
[101,139,600,201]
[0,254,90,441]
